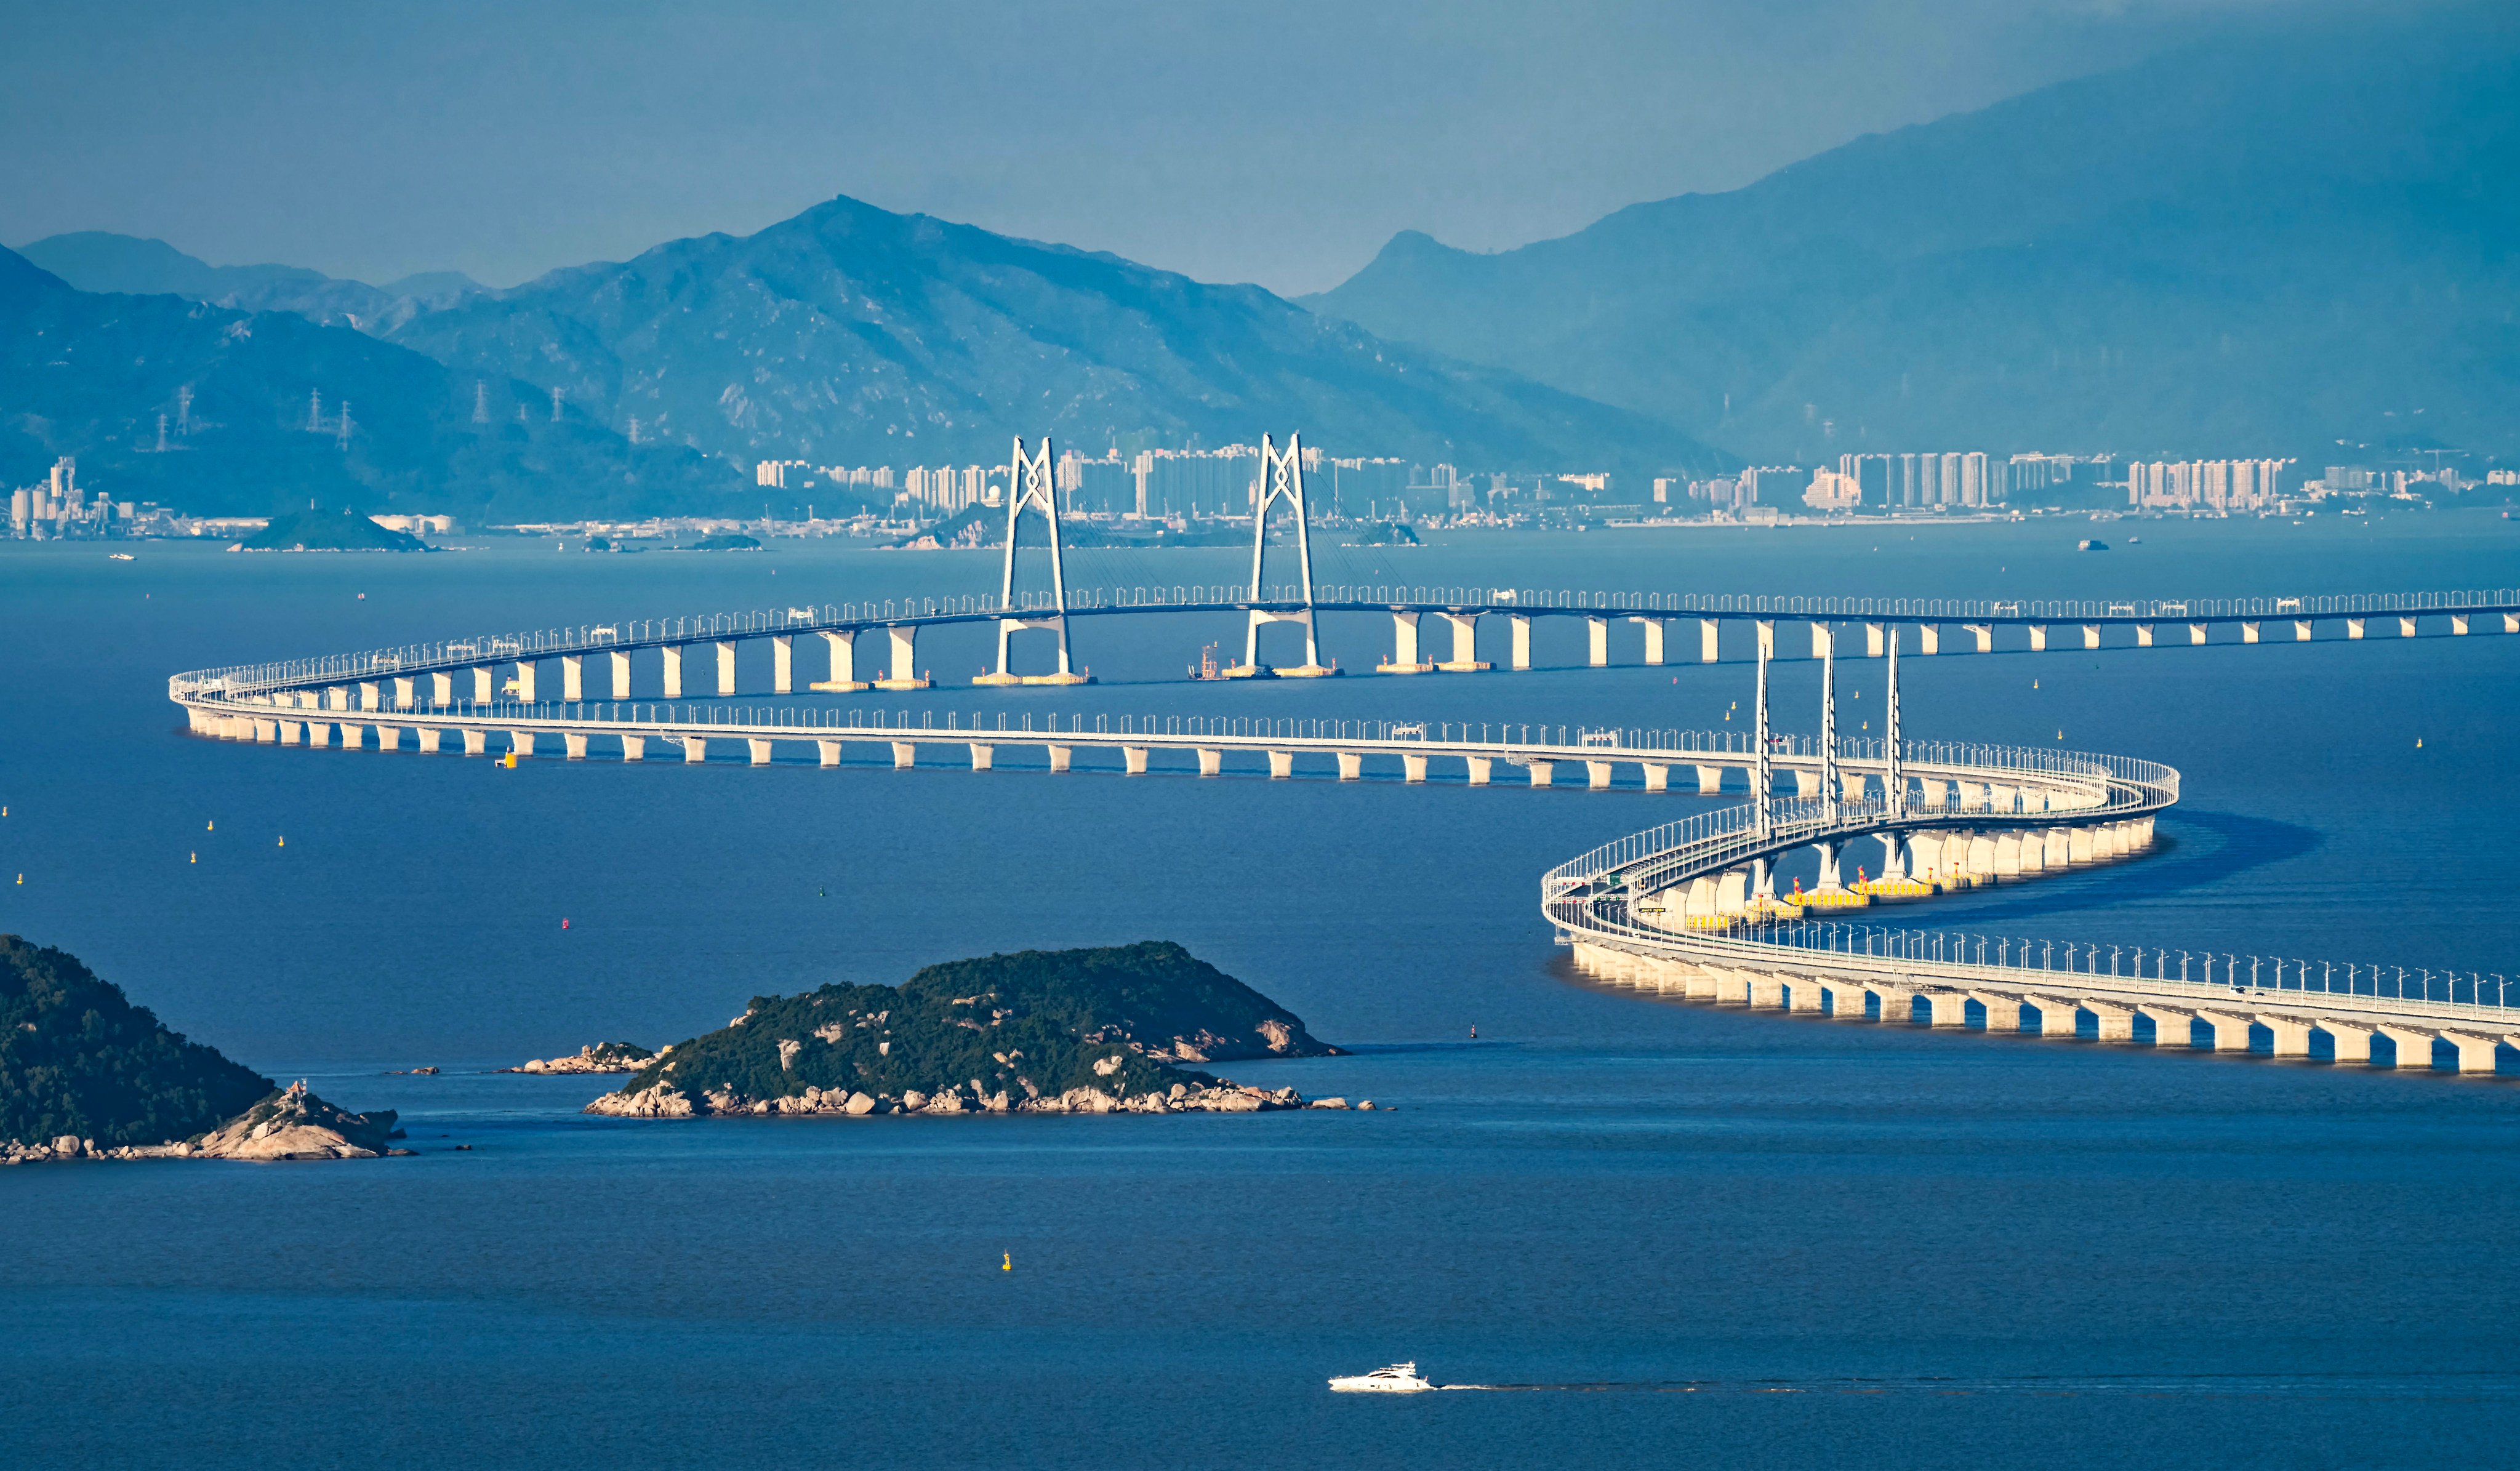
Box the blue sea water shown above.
[4,513,2520,1469]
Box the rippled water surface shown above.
[4,514,2519,1469]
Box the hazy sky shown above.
[2,1,2346,295]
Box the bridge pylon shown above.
[977,436,1090,686]
[1226,432,1331,678]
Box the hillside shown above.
[0,936,271,1149]
[0,247,741,520]
[590,941,1336,1117]
[1305,9,2520,465]
[15,231,482,331]
[377,194,1723,475]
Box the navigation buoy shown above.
[188,852,196,864]
[277,836,284,847]
[206,820,214,832]
[561,918,570,930]
[1002,1253,1011,1272]
[503,751,518,768]
[2417,737,2424,748]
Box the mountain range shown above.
[1305,9,2520,467]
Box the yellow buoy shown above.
[206,820,214,832]
[277,836,286,847]
[2416,737,2424,748]
[1001,1253,1011,1272]
[503,751,518,769]
[189,852,196,864]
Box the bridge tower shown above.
[977,436,1089,686]
[1228,433,1331,677]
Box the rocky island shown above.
[588,941,1342,1118]
[503,1041,659,1075]
[0,935,402,1163]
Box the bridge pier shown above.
[610,650,632,698]
[468,668,491,703]
[512,663,536,703]
[2294,619,2313,641]
[2441,1030,2501,1072]
[2242,621,2261,644]
[893,741,918,769]
[1048,745,1072,772]
[2141,1006,2196,1049]
[2023,995,2082,1039]
[2256,1015,2313,1057]
[970,743,994,771]
[1635,617,1666,665]
[2082,1000,2135,1041]
[1337,752,1362,780]
[416,727,439,754]
[1700,618,1719,663]
[430,671,453,706]
[1466,755,1491,785]
[747,739,773,766]
[662,647,684,699]
[372,724,399,752]
[2319,1020,2374,1063]
[1588,617,1610,667]
[1378,611,1432,673]
[1786,979,1826,1013]
[1695,764,1723,794]
[2376,1025,2438,1070]
[2348,618,2365,639]
[2454,614,2471,636]
[507,731,534,760]
[1866,622,1884,658]
[683,736,707,764]
[773,635,793,693]
[279,721,303,745]
[1748,973,1788,1009]
[1872,985,1920,1024]
[2029,625,2049,652]
[1794,769,1822,798]
[717,641,739,696]
[1512,615,1534,671]
[1919,989,1970,1026]
[2083,623,2101,649]
[625,735,648,761]
[1269,750,1294,779]
[2399,615,2418,637]
[360,681,381,711]
[1920,624,1940,655]
[1518,760,1547,787]
[1816,977,1871,1019]
[1643,763,1669,792]
[1435,612,1488,671]
[1584,760,1612,789]
[563,655,583,702]
[2507,614,2519,634]
[335,722,359,750]
[566,732,590,760]
[393,676,415,709]
[2193,1008,2254,1051]
[1972,992,2031,1032]
[2189,622,2208,645]
[1965,623,1992,653]
[814,630,867,691]
[462,729,486,756]
[876,626,929,690]
[2137,623,2155,647]
[1202,748,1226,777]
[814,739,837,767]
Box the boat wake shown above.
[1365,1371,2520,1400]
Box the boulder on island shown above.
[503,1041,659,1075]
[186,1081,401,1160]
[586,941,1339,1120]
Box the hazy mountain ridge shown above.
[375,194,1723,473]
[17,231,484,333]
[0,246,735,519]
[1305,12,2520,465]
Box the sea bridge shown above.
[166,433,2520,1073]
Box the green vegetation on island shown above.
[689,532,761,550]
[590,941,1339,1118]
[0,936,272,1148]
[236,507,428,551]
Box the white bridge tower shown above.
[1229,432,1331,677]
[979,436,1089,686]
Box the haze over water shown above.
[6,513,2519,1468]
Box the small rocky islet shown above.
[587,941,1352,1118]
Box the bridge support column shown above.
[1872,986,1919,1025]
[662,647,684,699]
[2083,1001,2134,1041]
[1337,752,1362,780]
[2137,623,2155,647]
[773,635,793,693]
[1642,763,1669,792]
[1919,778,1950,808]
[359,681,381,711]
[1972,993,2031,1032]
[334,723,359,750]
[814,630,865,691]
[512,663,535,702]
[1748,973,1788,1009]
[2189,622,2208,645]
[2319,1020,2374,1064]
[2256,1015,2313,1057]
[2348,618,2365,639]
[1920,990,1970,1027]
[465,667,488,704]
[278,721,303,745]
[1813,840,1844,894]
[2047,827,2073,870]
[1711,968,1749,1004]
[2069,827,2097,864]
[1992,832,2023,878]
[393,676,415,709]
[969,744,994,772]
[1585,760,1612,790]
[2295,619,2313,641]
[1379,612,1432,673]
[2506,614,2519,634]
[428,671,452,707]
[2399,615,2417,637]
[2141,1007,2196,1049]
[565,732,590,760]
[1637,618,1666,665]
[508,731,534,760]
[2441,1031,2500,1072]
[1841,772,1866,803]
[2193,1008,2254,1051]
[875,626,929,689]
[814,740,838,767]
[1714,871,1751,915]
[1048,745,1072,772]
[1695,764,1723,794]
[1816,978,1871,1019]
[1965,623,1992,653]
[415,728,439,754]
[2029,625,2049,652]
[2083,623,2101,649]
[1700,618,1720,663]
[892,741,917,770]
[1528,761,1554,787]
[1435,612,1488,671]
[462,729,486,756]
[747,739,773,766]
[563,656,583,702]
[683,737,707,764]
[1202,748,1226,777]
[2454,614,2471,636]
[2241,621,2260,644]
[252,719,276,743]
[1794,769,1823,798]
[1512,615,1534,671]
[1588,617,1609,667]
[1786,979,1826,1013]
[1866,622,1884,658]
[1269,750,1294,779]
[372,724,399,752]
[609,651,632,698]
[1920,624,1941,655]
[624,736,647,762]
[2024,995,2082,1039]
[1464,755,1490,785]
[716,641,738,696]
[2376,1025,2438,1070]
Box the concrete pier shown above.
[1974,992,2030,1032]
[417,728,440,754]
[280,721,303,745]
[1696,764,1723,794]
[1920,989,1970,1026]
[2029,625,2049,652]
[893,741,918,769]
[1816,977,1871,1019]
[610,650,632,698]
[509,731,535,759]
[814,740,837,767]
[625,735,648,761]
[717,641,739,697]
[1465,755,1490,784]
[1270,750,1295,778]
[566,732,590,760]
[748,738,773,766]
[2440,1030,2500,1073]
[1337,752,1362,780]
[815,630,867,692]
[395,676,415,708]
[2024,995,2082,1038]
[2376,1025,2438,1070]
[337,723,361,751]
[563,655,584,702]
[2257,1014,2313,1057]
[2084,1000,2135,1041]
[2141,1007,2196,1049]
[662,646,684,699]
[1435,612,1488,671]
[431,672,453,706]
[970,743,995,772]
[472,668,493,703]
[1513,614,1535,671]
[1378,611,1432,673]
[375,725,401,753]
[2192,1008,2253,1051]
[462,729,487,756]
[1528,760,1554,787]
[1406,753,1431,783]
[1589,617,1610,667]
[2137,623,2155,647]
[684,736,707,764]
[513,663,536,702]
[1920,624,1940,655]
[1200,748,1225,777]
[2189,622,2208,645]
[772,635,793,694]
[1048,745,1072,772]
[1637,617,1666,665]
[1123,746,1149,774]
[1699,618,1719,663]
[2320,1020,2374,1063]
[877,626,929,689]
[2348,618,2366,639]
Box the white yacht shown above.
[1328,1362,1434,1393]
